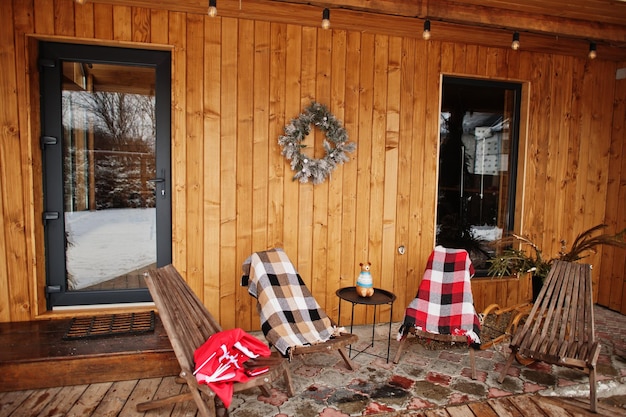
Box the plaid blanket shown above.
[241,248,335,356]
[398,246,481,345]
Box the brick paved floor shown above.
[220,304,626,416]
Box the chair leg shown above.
[338,347,357,370]
[137,389,217,417]
[469,348,477,380]
[137,372,216,417]
[189,388,217,417]
[136,392,194,412]
[179,371,217,417]
[589,366,597,413]
[283,368,295,397]
[393,336,408,364]
[259,384,272,397]
[497,352,516,383]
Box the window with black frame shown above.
[437,76,522,275]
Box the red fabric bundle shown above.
[194,328,271,407]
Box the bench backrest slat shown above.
[513,260,594,361]
[145,264,221,372]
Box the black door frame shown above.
[39,41,171,308]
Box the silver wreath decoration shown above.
[278,102,356,184]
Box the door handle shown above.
[43,211,59,226]
[148,169,166,198]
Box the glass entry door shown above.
[40,42,171,308]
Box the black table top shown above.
[336,286,396,305]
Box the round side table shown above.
[336,286,396,362]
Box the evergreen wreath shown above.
[279,102,356,184]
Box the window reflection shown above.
[437,77,521,274]
[61,62,157,291]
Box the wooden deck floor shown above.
[1,381,623,417]
[0,313,179,392]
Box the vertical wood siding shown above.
[600,68,626,314]
[1,0,625,324]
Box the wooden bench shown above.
[137,264,294,417]
[497,260,601,412]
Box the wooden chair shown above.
[242,248,359,370]
[497,260,601,413]
[137,264,294,417]
[394,246,481,380]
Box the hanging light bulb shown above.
[322,8,330,30]
[511,32,520,50]
[208,0,217,17]
[588,42,597,59]
[75,0,87,4]
[422,20,431,40]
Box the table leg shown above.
[349,302,355,357]
[386,302,393,362]
[371,305,377,349]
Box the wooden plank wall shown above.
[599,63,626,315]
[471,274,533,314]
[1,0,624,325]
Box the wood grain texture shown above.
[101,0,626,59]
[203,17,222,320]
[1,0,625,325]
[0,382,616,416]
[600,74,626,314]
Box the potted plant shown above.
[488,224,626,300]
[436,215,491,271]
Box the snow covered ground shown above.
[65,208,156,290]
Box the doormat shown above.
[63,311,155,340]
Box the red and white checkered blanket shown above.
[242,248,336,356]
[398,246,481,345]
